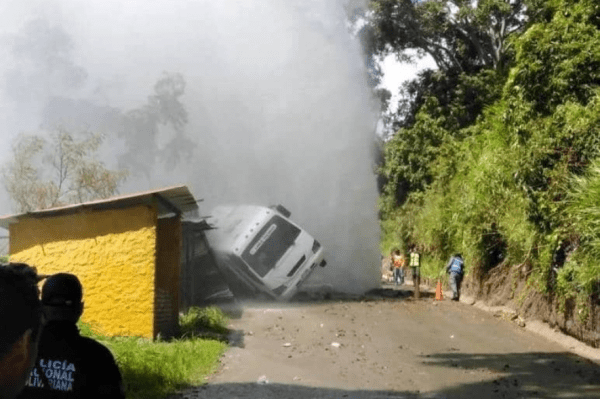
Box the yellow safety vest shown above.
[410,252,420,267]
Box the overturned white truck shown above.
[205,204,327,301]
[180,204,326,306]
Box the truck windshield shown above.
[241,215,301,277]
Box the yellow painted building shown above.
[0,186,198,339]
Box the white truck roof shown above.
[206,205,277,254]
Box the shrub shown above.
[179,306,229,338]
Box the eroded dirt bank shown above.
[464,261,600,349]
[169,285,600,399]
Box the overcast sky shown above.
[380,53,436,115]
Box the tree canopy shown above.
[360,0,529,74]
[118,72,194,178]
[2,128,128,212]
[353,0,537,137]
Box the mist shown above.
[0,0,380,294]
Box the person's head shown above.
[0,263,43,399]
[41,273,84,324]
[455,253,462,258]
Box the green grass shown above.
[79,306,229,399]
[179,306,229,339]
[107,337,226,399]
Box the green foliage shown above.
[380,68,504,204]
[381,98,448,199]
[179,306,230,339]
[555,262,580,298]
[360,0,517,136]
[363,0,526,73]
[507,93,600,236]
[379,0,600,306]
[79,318,227,399]
[379,207,403,255]
[568,160,600,255]
[563,157,600,296]
[508,0,600,114]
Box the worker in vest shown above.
[409,246,420,298]
[445,253,464,301]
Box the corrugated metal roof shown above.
[0,185,199,230]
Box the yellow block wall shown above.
[10,205,157,338]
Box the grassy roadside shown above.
[80,306,229,399]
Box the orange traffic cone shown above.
[435,280,444,301]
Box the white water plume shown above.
[0,0,380,294]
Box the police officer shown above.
[0,263,43,399]
[18,273,125,399]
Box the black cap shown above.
[42,273,83,307]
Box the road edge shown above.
[464,295,600,365]
[404,280,600,365]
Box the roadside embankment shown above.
[405,275,600,366]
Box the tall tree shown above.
[2,127,128,212]
[349,0,527,136]
[118,72,194,178]
[5,18,87,101]
[361,0,527,74]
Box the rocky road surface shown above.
[169,284,600,399]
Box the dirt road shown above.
[170,284,600,399]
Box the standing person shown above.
[0,263,43,399]
[18,273,125,399]
[391,250,405,286]
[445,253,465,301]
[409,246,421,298]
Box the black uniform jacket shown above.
[17,320,125,399]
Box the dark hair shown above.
[0,263,42,360]
[42,273,83,307]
